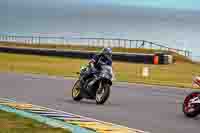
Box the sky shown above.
[89,0,200,11]
[2,0,200,59]
[4,0,200,11]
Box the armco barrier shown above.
[0,46,172,64]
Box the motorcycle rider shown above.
[80,47,112,95]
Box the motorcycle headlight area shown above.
[100,72,112,79]
[100,65,113,79]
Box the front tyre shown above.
[96,84,110,105]
[72,80,83,101]
[183,92,200,118]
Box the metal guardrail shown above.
[79,37,192,57]
[0,34,192,57]
[0,35,65,44]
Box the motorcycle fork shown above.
[97,80,103,94]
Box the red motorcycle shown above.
[183,76,200,117]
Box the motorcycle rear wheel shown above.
[72,80,83,101]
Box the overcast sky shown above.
[1,0,200,58]
[3,0,200,11]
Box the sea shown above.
[1,1,200,61]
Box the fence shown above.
[78,38,191,57]
[0,34,192,57]
[0,35,65,44]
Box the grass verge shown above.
[0,52,200,88]
[0,110,70,133]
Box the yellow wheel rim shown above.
[73,87,80,97]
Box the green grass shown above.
[0,52,200,88]
[0,110,70,133]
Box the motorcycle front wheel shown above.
[96,83,110,105]
[72,80,83,101]
[183,91,200,118]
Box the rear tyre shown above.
[96,84,110,105]
[72,80,83,101]
[183,92,200,118]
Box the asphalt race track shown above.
[0,73,199,133]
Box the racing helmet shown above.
[101,47,112,58]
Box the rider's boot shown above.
[80,77,85,90]
[86,76,97,96]
[80,75,92,96]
